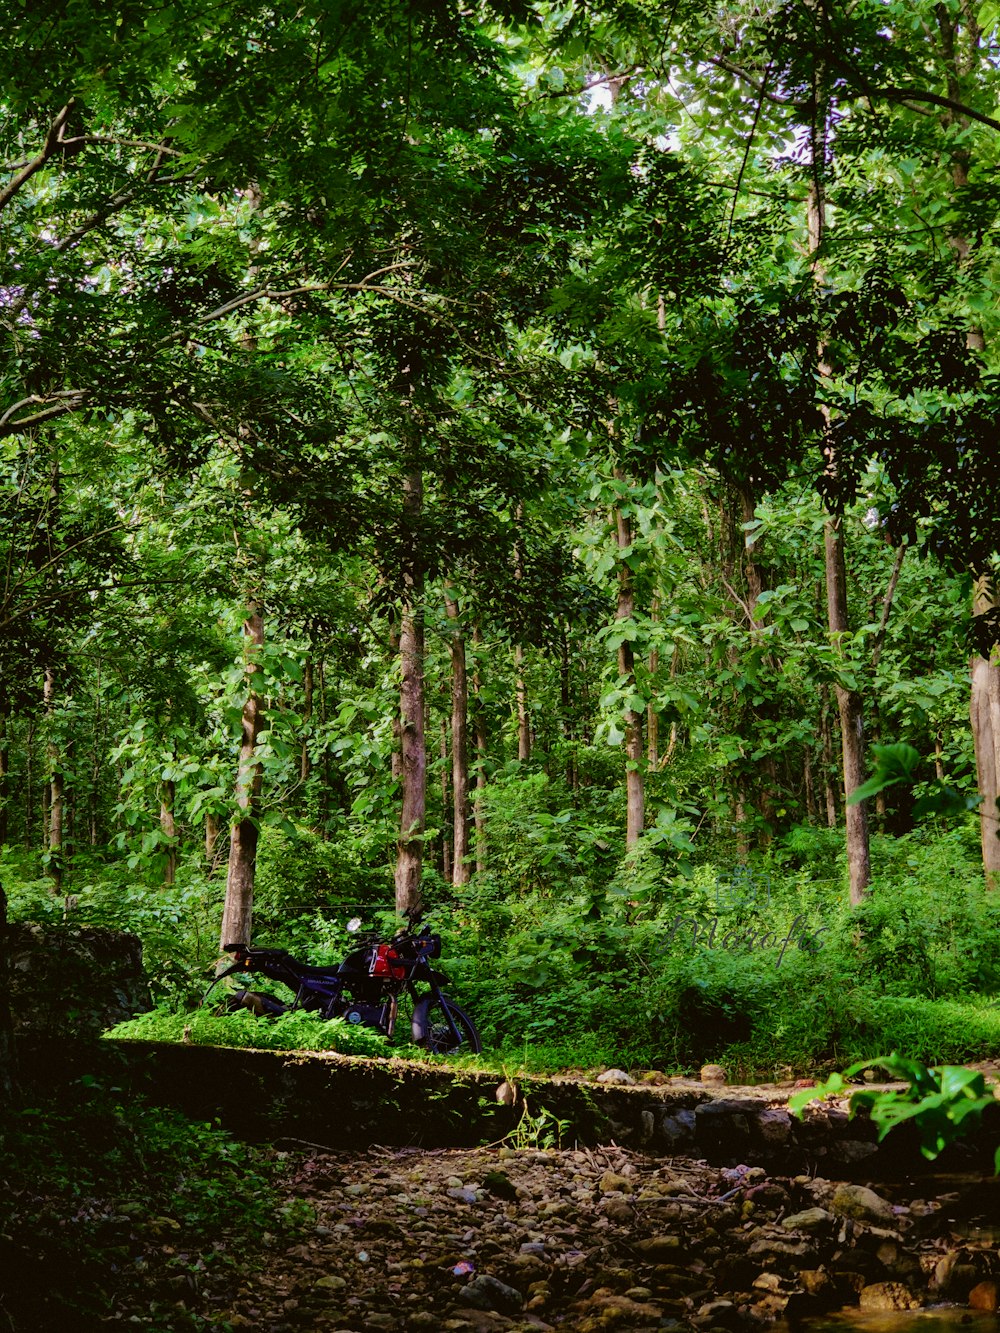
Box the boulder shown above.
[858,1282,920,1311]
[830,1184,896,1226]
[8,921,150,1039]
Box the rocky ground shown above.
[213,1140,1000,1333]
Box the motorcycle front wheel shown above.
[411,995,482,1055]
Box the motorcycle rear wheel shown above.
[411,995,482,1055]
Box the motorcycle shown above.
[205,919,482,1055]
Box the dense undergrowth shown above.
[6,799,999,1080]
[0,1078,301,1331]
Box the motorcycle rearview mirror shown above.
[346,917,362,933]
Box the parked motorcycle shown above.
[205,919,482,1055]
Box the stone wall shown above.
[7,921,150,1040]
[91,1040,1000,1177]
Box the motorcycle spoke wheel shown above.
[412,996,482,1055]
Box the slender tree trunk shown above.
[445,591,470,887]
[515,644,531,761]
[388,609,403,786]
[205,813,221,867]
[25,721,34,850]
[820,685,838,828]
[808,91,871,900]
[219,600,265,949]
[0,880,16,1102]
[395,470,426,920]
[971,577,1000,882]
[615,492,644,847]
[0,699,8,847]
[44,666,64,896]
[825,519,871,902]
[318,658,331,837]
[473,624,488,874]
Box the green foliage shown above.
[850,742,982,820]
[1,848,221,1003]
[107,1005,389,1057]
[0,1080,290,1329]
[504,1098,573,1151]
[789,1054,1000,1169]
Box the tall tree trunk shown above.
[318,658,331,838]
[0,880,16,1102]
[395,470,426,920]
[515,644,531,761]
[512,504,531,762]
[25,720,34,850]
[473,624,488,874]
[90,661,102,846]
[0,698,8,847]
[205,813,221,868]
[808,90,871,901]
[388,609,404,786]
[825,519,871,902]
[219,600,264,949]
[44,666,64,896]
[971,577,1000,882]
[615,491,644,848]
[445,590,470,887]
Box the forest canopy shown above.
[2,0,1000,1074]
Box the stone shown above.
[596,1068,635,1085]
[969,1281,1000,1313]
[781,1208,833,1233]
[599,1171,633,1195]
[753,1108,792,1144]
[634,1236,682,1261]
[830,1184,896,1225]
[659,1111,697,1150]
[828,1140,879,1166]
[457,1274,525,1316]
[694,1101,751,1147]
[700,1065,727,1084]
[798,1270,832,1297]
[858,1282,920,1311]
[747,1236,817,1264]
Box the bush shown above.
[107,1004,390,1056]
[0,1080,291,1330]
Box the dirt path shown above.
[213,1143,1000,1332]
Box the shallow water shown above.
[785,1311,1000,1333]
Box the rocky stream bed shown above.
[212,1138,1000,1333]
